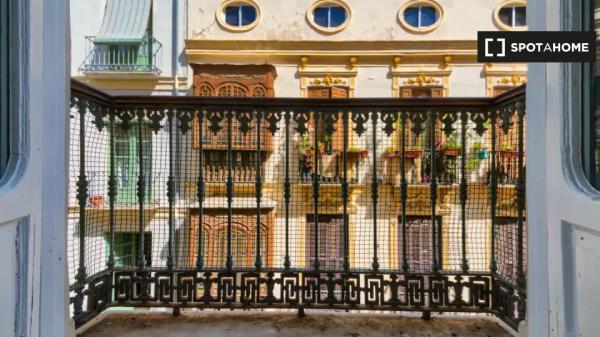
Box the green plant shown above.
[297,134,313,154]
[442,133,461,150]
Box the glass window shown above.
[0,0,11,179]
[106,232,152,267]
[499,6,526,28]
[224,5,257,27]
[114,126,152,205]
[313,6,347,28]
[404,6,438,28]
[582,0,600,188]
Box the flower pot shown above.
[442,148,461,156]
[384,150,423,159]
[347,149,368,158]
[89,195,105,208]
[500,150,519,158]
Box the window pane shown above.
[313,7,329,28]
[583,0,600,188]
[514,6,526,26]
[498,7,513,26]
[225,6,240,26]
[404,7,419,27]
[240,5,256,26]
[0,0,10,178]
[328,6,346,28]
[419,6,437,27]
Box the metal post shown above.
[284,111,291,270]
[255,110,263,270]
[400,111,409,272]
[371,111,379,272]
[460,111,469,273]
[196,110,205,270]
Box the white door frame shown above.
[528,0,600,336]
[0,0,71,336]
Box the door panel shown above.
[0,0,70,336]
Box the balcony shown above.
[68,80,526,334]
[79,36,162,75]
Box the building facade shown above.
[68,0,527,285]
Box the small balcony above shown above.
[79,36,162,76]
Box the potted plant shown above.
[89,194,105,208]
[473,142,488,160]
[383,146,423,158]
[499,144,519,158]
[346,146,368,158]
[441,134,461,157]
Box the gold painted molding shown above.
[483,63,527,97]
[185,40,479,59]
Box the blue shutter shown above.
[329,6,346,28]
[313,7,329,28]
[404,7,419,27]
[225,6,240,26]
[420,7,437,27]
[240,6,256,26]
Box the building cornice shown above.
[184,39,478,58]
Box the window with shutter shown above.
[105,232,152,267]
[495,217,527,280]
[190,211,271,268]
[305,214,345,270]
[397,216,441,272]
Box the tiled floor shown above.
[78,311,514,337]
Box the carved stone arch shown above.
[252,84,267,97]
[196,83,214,97]
[217,82,249,97]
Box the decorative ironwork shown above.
[69,80,527,332]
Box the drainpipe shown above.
[172,0,179,95]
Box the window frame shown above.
[0,0,21,184]
[581,0,600,188]
[306,0,351,34]
[112,125,153,205]
[397,0,444,34]
[493,0,527,31]
[216,0,261,32]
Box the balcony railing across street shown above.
[79,36,162,74]
[68,80,526,331]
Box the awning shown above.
[95,0,151,44]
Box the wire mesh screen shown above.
[68,83,527,330]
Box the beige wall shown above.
[189,0,501,41]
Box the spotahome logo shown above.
[478,31,596,62]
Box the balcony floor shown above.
[78,311,514,337]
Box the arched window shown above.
[252,85,267,97]
[494,1,527,31]
[197,84,213,97]
[307,0,351,34]
[398,0,444,33]
[216,0,261,32]
[218,83,248,97]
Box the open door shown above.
[0,0,70,336]
[528,0,600,336]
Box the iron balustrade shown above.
[68,80,526,331]
[79,36,163,74]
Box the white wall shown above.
[189,0,501,41]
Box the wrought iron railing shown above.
[79,36,162,74]
[68,80,526,331]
